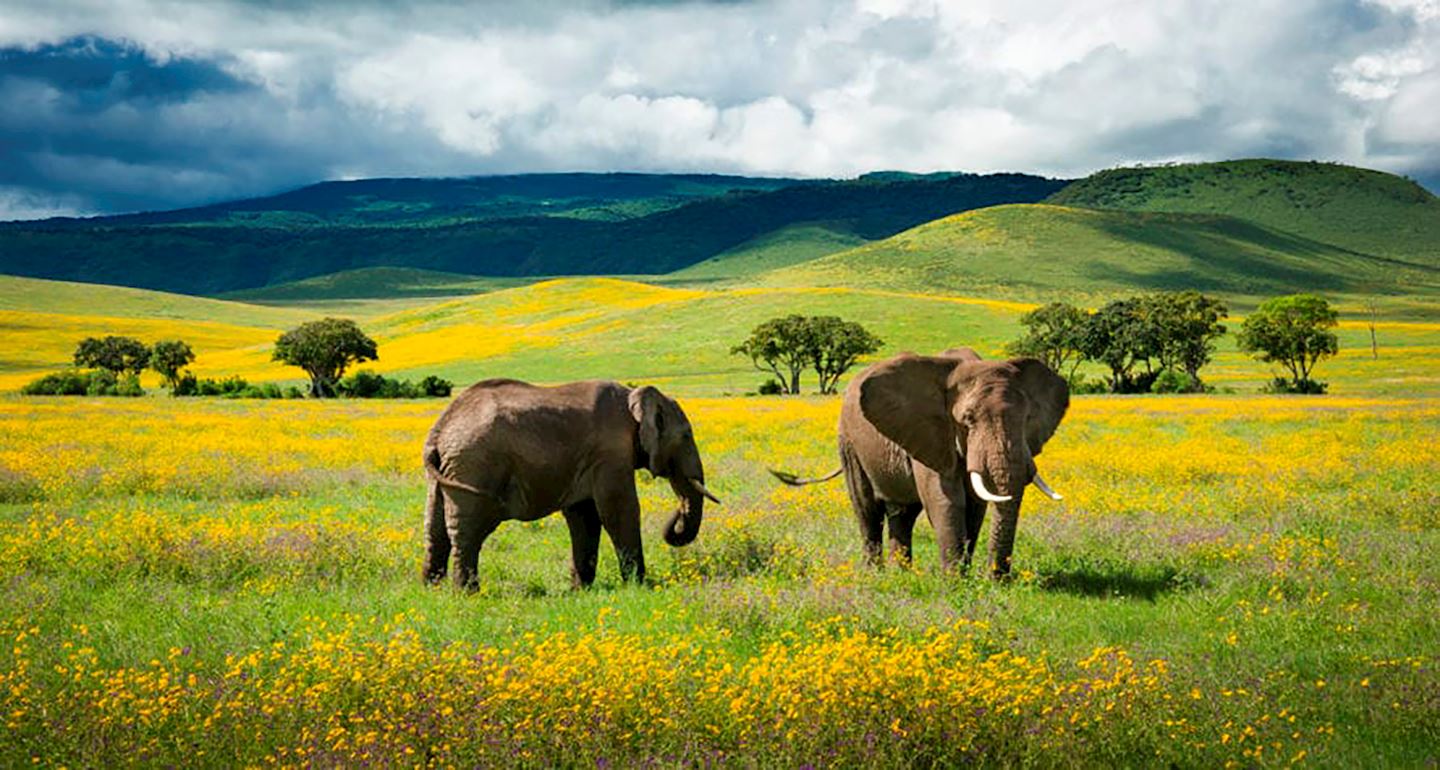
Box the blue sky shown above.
[1,0,1437,218]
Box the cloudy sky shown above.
[1,0,1437,218]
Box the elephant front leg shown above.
[564,500,603,588]
[596,479,646,584]
[961,490,987,575]
[913,464,968,572]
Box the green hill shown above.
[222,267,532,302]
[1047,159,1440,264]
[759,204,1439,310]
[0,173,1064,295]
[0,274,313,326]
[663,223,867,284]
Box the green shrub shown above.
[284,386,305,399]
[21,370,92,396]
[1262,377,1328,394]
[419,375,454,397]
[1151,369,1193,394]
[112,374,145,397]
[757,379,784,395]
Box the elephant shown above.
[771,348,1068,578]
[422,378,719,590]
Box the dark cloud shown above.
[0,0,1435,218]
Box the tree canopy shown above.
[150,340,196,390]
[73,336,150,376]
[733,315,883,395]
[1236,294,1338,393]
[272,318,379,397]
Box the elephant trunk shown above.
[663,475,705,547]
[969,443,1028,579]
[989,498,1022,578]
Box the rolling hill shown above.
[0,173,1065,295]
[222,267,532,302]
[758,204,1440,310]
[1047,159,1440,264]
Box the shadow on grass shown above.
[1037,564,1205,601]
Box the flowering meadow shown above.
[1,388,1436,767]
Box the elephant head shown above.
[629,385,718,546]
[858,354,1069,574]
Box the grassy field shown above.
[0,388,1435,767]
[1,264,1438,766]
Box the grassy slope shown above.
[663,223,867,284]
[759,204,1440,313]
[4,276,1437,396]
[0,274,313,326]
[221,267,532,302]
[1047,159,1440,264]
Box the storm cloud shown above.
[1,0,1437,218]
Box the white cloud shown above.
[0,0,1437,214]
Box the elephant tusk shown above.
[969,471,1013,503]
[689,478,721,504]
[1031,473,1063,501]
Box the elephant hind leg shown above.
[422,479,450,584]
[840,439,885,566]
[887,503,922,566]
[441,486,500,592]
[564,500,603,588]
[962,489,987,574]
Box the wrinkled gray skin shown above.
[778,348,1069,578]
[422,379,711,591]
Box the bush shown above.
[21,370,92,396]
[419,375,454,397]
[284,386,305,399]
[1066,374,1109,395]
[112,374,145,397]
[197,375,250,397]
[1262,377,1328,394]
[1150,369,1193,394]
[171,372,199,397]
[757,379,784,396]
[338,370,449,399]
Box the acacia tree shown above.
[273,318,378,397]
[1079,298,1162,392]
[1236,294,1338,393]
[1145,291,1228,391]
[74,336,150,376]
[806,316,883,394]
[1006,302,1089,380]
[149,340,195,391]
[732,315,814,394]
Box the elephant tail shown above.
[424,447,486,496]
[768,467,844,486]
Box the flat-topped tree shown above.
[74,336,150,376]
[150,340,195,391]
[273,318,378,398]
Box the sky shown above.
[0,0,1437,218]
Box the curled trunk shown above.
[663,476,704,546]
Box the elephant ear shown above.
[1009,357,1070,456]
[858,354,961,474]
[628,385,664,475]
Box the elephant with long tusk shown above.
[422,379,718,591]
[770,347,1069,578]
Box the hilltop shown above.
[0,172,1064,295]
[1047,159,1440,264]
[758,204,1439,309]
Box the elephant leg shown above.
[961,489,987,574]
[564,500,603,588]
[841,440,885,566]
[886,503,921,565]
[913,464,968,572]
[596,479,646,584]
[442,487,499,592]
[422,479,450,584]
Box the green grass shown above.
[758,204,1440,315]
[1047,159,1440,264]
[220,266,533,302]
[663,222,867,284]
[0,274,315,326]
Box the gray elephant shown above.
[772,348,1068,578]
[422,378,719,590]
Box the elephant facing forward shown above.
[423,379,719,590]
[773,348,1068,578]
